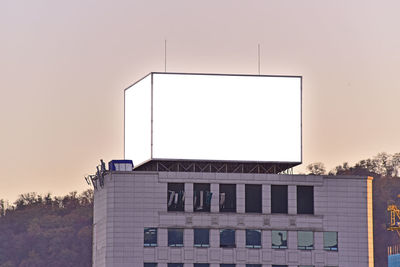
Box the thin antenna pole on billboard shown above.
[258,44,261,75]
[164,39,167,72]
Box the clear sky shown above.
[1,0,399,202]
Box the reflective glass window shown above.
[144,228,157,247]
[220,229,235,248]
[298,231,314,250]
[168,228,183,247]
[194,228,210,247]
[324,232,338,251]
[272,230,287,249]
[246,229,261,248]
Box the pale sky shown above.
[1,0,400,202]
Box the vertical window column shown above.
[185,183,193,212]
[236,184,245,213]
[262,184,270,214]
[211,183,219,212]
[288,185,297,214]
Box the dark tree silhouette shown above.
[0,190,93,267]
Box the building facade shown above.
[92,170,374,267]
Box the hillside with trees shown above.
[0,153,399,266]
[0,190,93,267]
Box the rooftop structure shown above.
[124,73,302,173]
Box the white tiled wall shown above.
[93,172,373,267]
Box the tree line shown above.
[0,190,93,267]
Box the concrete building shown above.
[91,72,374,267]
[92,166,374,267]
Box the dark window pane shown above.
[324,232,338,251]
[194,183,211,212]
[194,228,209,247]
[246,265,261,267]
[220,265,235,267]
[168,183,185,211]
[298,231,314,250]
[271,230,287,249]
[271,185,288,214]
[144,228,157,247]
[168,264,183,267]
[220,229,235,248]
[220,184,236,212]
[246,229,261,248]
[297,186,314,214]
[194,264,209,267]
[144,264,157,267]
[168,228,183,247]
[245,184,262,213]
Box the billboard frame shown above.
[124,72,302,170]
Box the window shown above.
[194,183,211,212]
[324,232,338,251]
[168,264,183,267]
[298,231,314,250]
[245,184,262,213]
[299,266,314,267]
[271,185,288,214]
[272,265,287,267]
[168,228,183,247]
[297,186,314,214]
[220,265,235,267]
[144,228,157,247]
[271,230,287,249]
[194,228,209,247]
[246,229,261,248]
[219,184,236,212]
[220,229,235,248]
[144,264,157,267]
[194,264,209,267]
[168,183,185,211]
[246,264,261,267]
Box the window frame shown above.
[271,185,288,214]
[297,186,314,215]
[271,230,288,249]
[168,228,184,247]
[245,229,262,248]
[297,231,314,250]
[220,229,236,248]
[245,184,262,213]
[167,183,185,212]
[144,228,157,247]
[194,228,210,248]
[323,231,338,251]
[194,183,211,212]
[219,184,236,213]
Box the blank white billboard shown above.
[125,73,301,167]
